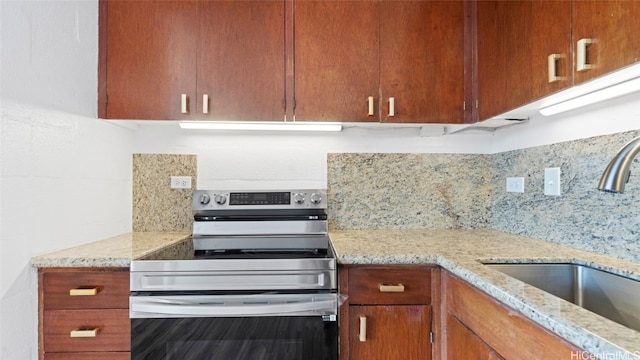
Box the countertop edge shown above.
[331,229,640,360]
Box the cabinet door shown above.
[104,0,198,120]
[295,1,379,122]
[198,1,285,121]
[573,0,640,85]
[380,0,464,124]
[476,1,571,120]
[446,314,503,360]
[349,305,431,360]
[442,272,584,359]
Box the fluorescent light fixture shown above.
[539,76,640,116]
[179,121,342,132]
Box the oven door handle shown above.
[130,295,337,318]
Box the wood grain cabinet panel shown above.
[295,0,465,124]
[39,268,130,360]
[43,309,130,353]
[348,267,431,305]
[446,313,503,360]
[350,305,432,360]
[441,271,584,359]
[339,265,435,360]
[294,0,380,123]
[42,270,129,310]
[101,0,285,121]
[103,0,198,120]
[197,1,285,121]
[476,0,571,121]
[572,0,640,85]
[475,0,639,121]
[44,353,131,360]
[379,0,464,124]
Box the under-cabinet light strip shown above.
[179,122,342,132]
[539,76,640,116]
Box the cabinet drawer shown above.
[44,352,130,360]
[348,267,431,305]
[43,309,130,353]
[42,270,129,309]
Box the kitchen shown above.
[2,0,640,359]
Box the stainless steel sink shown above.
[485,263,640,332]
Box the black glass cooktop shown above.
[194,248,331,260]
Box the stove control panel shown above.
[193,190,327,210]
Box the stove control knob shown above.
[214,194,227,205]
[293,193,305,204]
[310,193,323,204]
[198,193,211,205]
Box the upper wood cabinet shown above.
[197,1,285,121]
[294,1,379,123]
[475,0,640,121]
[102,0,465,124]
[101,0,198,120]
[100,0,285,121]
[379,0,464,123]
[295,0,465,124]
[476,1,572,121]
[572,0,640,85]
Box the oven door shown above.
[130,293,338,360]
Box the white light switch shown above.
[544,168,561,196]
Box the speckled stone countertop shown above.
[330,229,640,359]
[30,232,192,268]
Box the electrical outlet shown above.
[506,177,525,193]
[170,176,192,189]
[544,168,561,196]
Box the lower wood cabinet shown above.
[349,305,431,359]
[339,265,435,360]
[38,268,130,360]
[441,271,584,359]
[445,313,503,360]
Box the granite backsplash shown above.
[328,130,640,264]
[490,129,640,264]
[327,153,493,230]
[132,154,197,232]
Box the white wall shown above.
[1,1,134,359]
[1,0,639,359]
[132,91,640,189]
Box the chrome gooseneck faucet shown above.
[598,136,640,193]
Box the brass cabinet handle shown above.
[367,96,374,116]
[70,328,100,338]
[181,93,188,114]
[547,54,566,83]
[359,315,367,342]
[388,97,395,117]
[203,94,209,114]
[576,38,593,72]
[69,287,99,296]
[379,283,405,292]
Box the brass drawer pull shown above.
[69,287,100,296]
[359,315,367,342]
[379,283,405,293]
[367,96,374,116]
[576,38,594,72]
[70,328,100,338]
